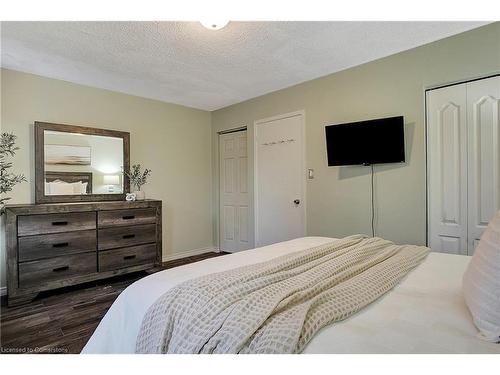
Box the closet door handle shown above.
[122,234,136,239]
[52,266,69,273]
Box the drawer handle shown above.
[52,266,69,272]
[123,234,136,239]
[52,242,69,248]
[123,255,136,260]
[52,221,68,226]
[122,215,135,220]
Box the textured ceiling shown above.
[0,21,489,111]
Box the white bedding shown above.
[82,237,500,354]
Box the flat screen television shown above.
[325,116,405,166]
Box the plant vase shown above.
[134,190,145,200]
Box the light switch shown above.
[308,168,314,179]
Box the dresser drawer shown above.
[18,230,97,262]
[18,252,97,288]
[18,212,96,236]
[98,224,156,250]
[98,208,156,228]
[98,244,156,272]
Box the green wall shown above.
[0,69,214,289]
[211,22,500,248]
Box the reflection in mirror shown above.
[44,130,124,196]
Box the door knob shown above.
[293,199,300,205]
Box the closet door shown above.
[427,84,468,255]
[219,131,250,253]
[467,76,500,255]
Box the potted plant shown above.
[1,133,26,214]
[124,164,151,200]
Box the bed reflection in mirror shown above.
[44,130,124,195]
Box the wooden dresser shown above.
[5,199,162,306]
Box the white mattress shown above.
[82,237,500,354]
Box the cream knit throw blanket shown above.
[136,235,429,354]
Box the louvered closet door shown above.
[219,131,250,253]
[427,84,468,255]
[467,76,500,255]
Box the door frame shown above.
[253,110,306,247]
[218,127,248,253]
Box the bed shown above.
[82,236,500,354]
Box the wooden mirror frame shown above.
[35,121,130,204]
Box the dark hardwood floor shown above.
[0,251,227,354]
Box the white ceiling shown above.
[0,21,489,111]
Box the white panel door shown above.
[255,112,305,247]
[219,131,250,253]
[427,85,468,255]
[467,76,500,255]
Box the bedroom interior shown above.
[0,2,499,368]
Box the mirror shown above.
[44,131,124,195]
[35,122,130,203]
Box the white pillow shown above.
[45,180,88,195]
[70,181,85,194]
[48,181,75,195]
[80,182,88,194]
[463,209,500,343]
[45,179,65,193]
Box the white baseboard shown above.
[0,286,6,297]
[162,246,219,262]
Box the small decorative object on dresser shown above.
[126,192,137,201]
[5,199,162,306]
[125,164,151,201]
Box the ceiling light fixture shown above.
[200,20,229,30]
